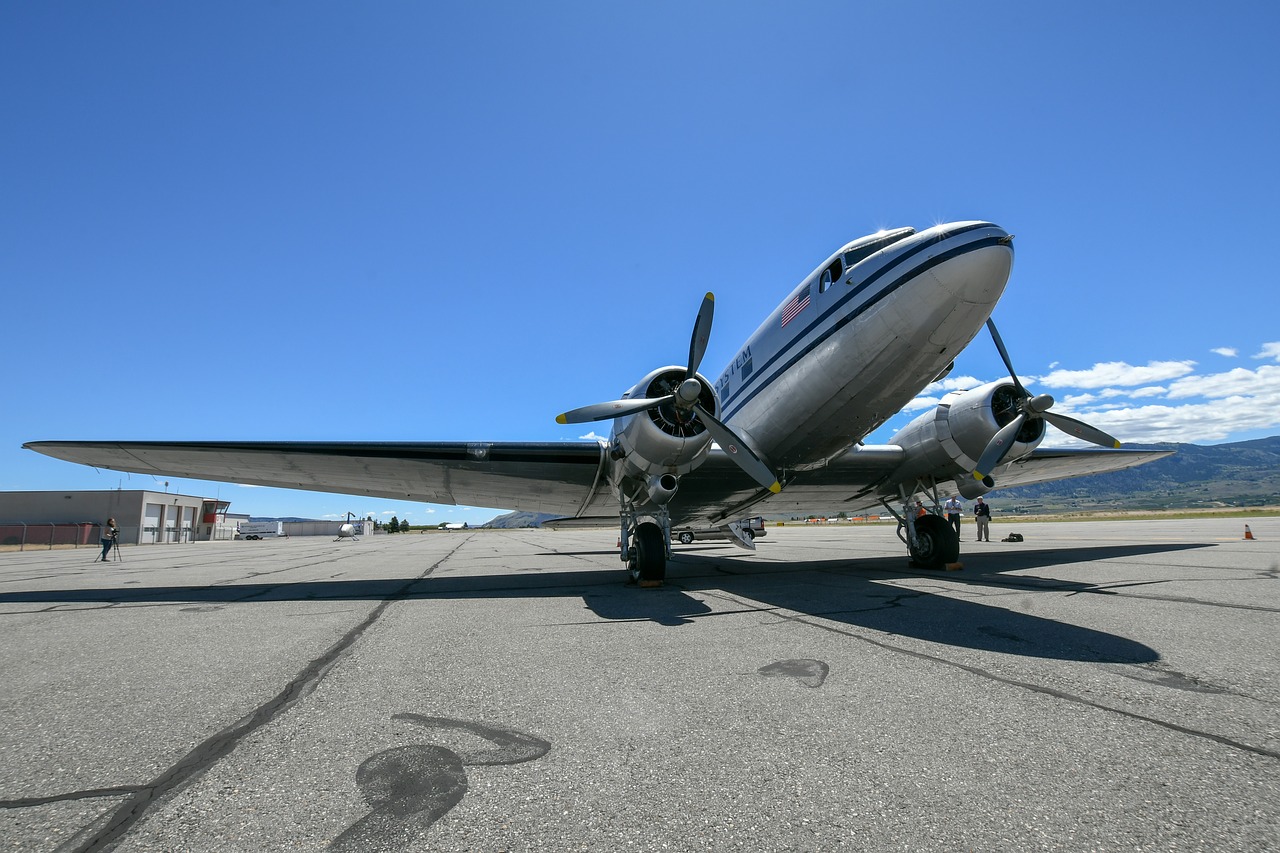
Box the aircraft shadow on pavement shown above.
[664,541,1217,664]
[0,542,1214,664]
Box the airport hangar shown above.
[0,490,238,546]
[0,490,359,550]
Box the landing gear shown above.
[906,513,959,568]
[620,506,670,585]
[629,522,666,584]
[883,486,961,570]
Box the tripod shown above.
[98,531,123,563]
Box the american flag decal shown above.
[780,290,810,327]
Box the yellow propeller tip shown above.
[769,481,782,494]
[973,471,987,481]
[1112,440,1121,449]
[555,414,568,425]
[706,292,715,301]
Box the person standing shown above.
[943,495,963,536]
[100,517,118,562]
[973,498,991,542]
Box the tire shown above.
[909,514,959,569]
[743,528,755,541]
[631,522,667,584]
[678,531,695,545]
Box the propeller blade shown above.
[973,413,1027,480]
[556,395,673,425]
[1041,411,1121,448]
[687,292,715,379]
[692,403,781,493]
[985,318,1029,397]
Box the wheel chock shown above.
[944,561,964,571]
[638,579,664,588]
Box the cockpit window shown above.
[841,227,915,271]
[818,257,842,293]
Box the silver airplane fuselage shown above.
[714,221,1014,473]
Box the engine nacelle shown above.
[609,366,720,504]
[888,380,1046,497]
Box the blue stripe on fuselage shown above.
[720,224,1004,422]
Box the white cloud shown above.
[1165,365,1280,400]
[578,431,607,441]
[922,375,984,395]
[1034,361,1280,445]
[1038,360,1197,389]
[1059,393,1098,409]
[901,395,942,412]
[1254,342,1280,361]
[1212,347,1238,357]
[1095,386,1167,399]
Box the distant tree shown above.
[388,515,400,533]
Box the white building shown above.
[0,490,234,546]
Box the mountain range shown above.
[993,435,1280,513]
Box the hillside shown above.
[993,436,1280,513]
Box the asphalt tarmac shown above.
[1,518,1277,852]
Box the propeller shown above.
[556,293,782,494]
[973,318,1121,481]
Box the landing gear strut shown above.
[619,504,670,585]
[883,486,960,570]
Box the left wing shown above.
[23,440,614,518]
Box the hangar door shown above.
[143,503,162,544]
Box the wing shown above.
[23,440,614,518]
[657,444,1174,523]
[25,439,1171,525]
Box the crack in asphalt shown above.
[0,787,145,809]
[44,539,468,853]
[698,589,1280,763]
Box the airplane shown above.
[26,221,1170,583]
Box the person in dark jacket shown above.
[973,498,991,542]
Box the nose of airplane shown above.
[909,223,1014,347]
[925,222,1014,306]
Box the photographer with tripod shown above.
[99,517,119,562]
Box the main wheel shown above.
[629,522,667,584]
[908,514,960,569]
[678,531,694,544]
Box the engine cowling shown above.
[609,366,720,503]
[889,380,1046,497]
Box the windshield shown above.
[841,227,915,269]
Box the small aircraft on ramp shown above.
[26,221,1169,583]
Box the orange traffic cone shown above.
[1244,525,1255,540]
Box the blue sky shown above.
[4,3,1278,525]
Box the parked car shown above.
[674,516,767,544]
